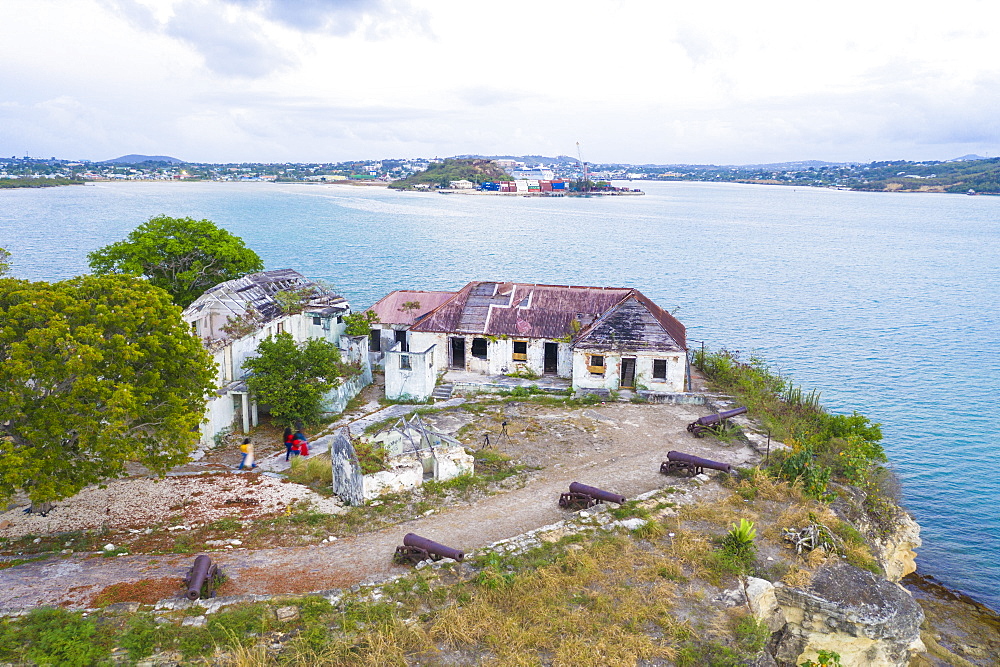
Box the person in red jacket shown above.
[292,425,309,457]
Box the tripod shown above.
[483,421,512,450]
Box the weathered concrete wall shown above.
[329,429,364,506]
[362,459,424,501]
[197,392,238,452]
[385,343,437,401]
[571,350,685,393]
[320,335,373,415]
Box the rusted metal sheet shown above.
[411,281,634,339]
[366,290,457,326]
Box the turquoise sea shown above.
[2,180,998,610]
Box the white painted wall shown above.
[385,343,437,401]
[194,312,363,448]
[572,351,685,393]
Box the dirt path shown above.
[0,403,758,611]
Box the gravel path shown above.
[0,402,758,611]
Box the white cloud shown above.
[1,0,998,163]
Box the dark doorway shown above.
[451,337,465,369]
[394,329,408,352]
[544,342,559,374]
[620,357,636,388]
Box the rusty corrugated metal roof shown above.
[410,281,634,339]
[408,280,686,351]
[366,290,458,326]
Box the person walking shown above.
[293,423,309,457]
[283,426,294,461]
[237,437,257,470]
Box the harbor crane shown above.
[576,141,589,193]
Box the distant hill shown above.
[850,157,1000,194]
[102,154,185,165]
[389,158,509,190]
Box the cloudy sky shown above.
[2,0,998,165]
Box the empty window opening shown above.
[370,329,381,352]
[400,354,411,370]
[394,329,408,352]
[313,316,322,325]
[653,359,667,380]
[472,337,488,359]
[512,340,528,361]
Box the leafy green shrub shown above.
[771,445,833,499]
[801,649,843,667]
[119,615,158,661]
[734,615,770,654]
[721,518,757,570]
[19,608,110,667]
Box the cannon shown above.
[183,555,224,600]
[660,450,735,477]
[686,406,748,437]
[559,481,627,510]
[393,533,465,565]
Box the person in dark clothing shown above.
[283,426,294,461]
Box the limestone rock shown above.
[874,512,921,582]
[746,577,785,633]
[275,606,299,622]
[774,562,925,666]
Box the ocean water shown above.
[2,180,998,609]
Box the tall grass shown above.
[287,453,333,487]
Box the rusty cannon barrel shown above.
[687,406,748,437]
[394,533,465,565]
[559,482,627,510]
[660,450,735,477]
[184,555,221,600]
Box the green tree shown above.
[0,275,216,506]
[0,247,10,277]
[344,310,379,337]
[243,333,358,425]
[87,215,264,308]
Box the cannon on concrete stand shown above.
[558,482,627,510]
[660,450,735,477]
[184,555,224,600]
[393,533,465,565]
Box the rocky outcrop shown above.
[873,512,921,582]
[771,562,925,667]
